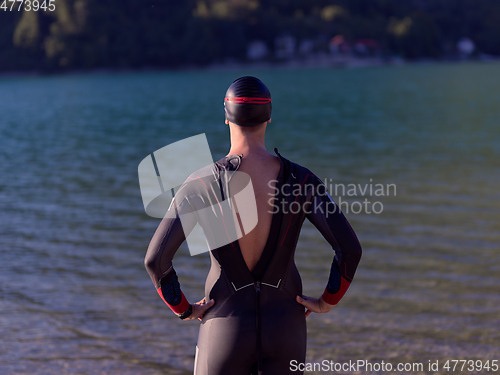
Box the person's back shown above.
[226,135,281,274]
[144,76,362,375]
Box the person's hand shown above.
[296,295,334,318]
[183,297,215,321]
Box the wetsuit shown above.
[144,148,362,375]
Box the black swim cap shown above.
[224,76,272,127]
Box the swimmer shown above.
[144,76,362,375]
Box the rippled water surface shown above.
[1,62,499,374]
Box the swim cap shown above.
[224,76,272,127]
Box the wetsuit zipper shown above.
[254,280,263,375]
[218,153,242,203]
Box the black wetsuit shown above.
[144,149,362,375]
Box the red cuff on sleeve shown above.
[321,276,351,306]
[156,287,190,314]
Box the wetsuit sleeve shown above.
[144,194,197,315]
[306,176,362,306]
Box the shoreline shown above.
[1,55,499,79]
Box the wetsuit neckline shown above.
[221,148,287,176]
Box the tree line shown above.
[1,0,499,72]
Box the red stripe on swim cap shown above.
[225,97,272,104]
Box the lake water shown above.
[1,62,499,374]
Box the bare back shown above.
[228,153,281,273]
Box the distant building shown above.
[457,37,475,57]
[247,40,268,60]
[275,34,296,59]
[329,35,351,54]
[354,39,381,56]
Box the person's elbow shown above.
[353,242,362,262]
[144,246,158,274]
[349,240,362,264]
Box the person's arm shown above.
[144,196,195,316]
[298,175,362,313]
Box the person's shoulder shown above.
[275,149,322,185]
[185,162,217,180]
[180,154,241,192]
[175,161,218,198]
